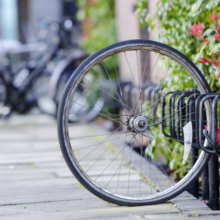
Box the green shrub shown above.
[136,0,220,178]
[136,0,220,89]
[76,0,116,54]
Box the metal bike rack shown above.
[122,82,134,110]
[143,84,156,102]
[102,80,220,210]
[196,94,220,210]
[186,93,200,199]
[161,91,220,210]
[100,80,131,110]
[131,83,153,111]
[143,88,220,210]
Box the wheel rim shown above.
[60,41,211,203]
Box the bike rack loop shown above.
[186,93,200,199]
[198,94,220,210]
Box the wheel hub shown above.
[127,115,149,133]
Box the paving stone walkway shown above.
[0,114,220,220]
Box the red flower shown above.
[197,23,203,35]
[211,75,219,79]
[210,60,219,67]
[199,58,219,67]
[205,121,220,142]
[216,25,220,35]
[198,58,210,64]
[210,11,216,23]
[210,11,219,25]
[188,23,209,43]
[214,34,220,41]
[217,121,220,142]
[187,23,203,37]
[88,0,95,5]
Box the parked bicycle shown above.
[57,40,220,206]
[0,18,86,118]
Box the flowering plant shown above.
[188,10,220,89]
[135,0,220,177]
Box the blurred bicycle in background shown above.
[0,18,88,118]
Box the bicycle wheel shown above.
[31,70,57,115]
[0,74,9,117]
[57,40,212,206]
[55,62,106,122]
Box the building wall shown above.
[0,0,18,40]
[115,0,141,83]
[115,0,166,86]
[28,0,62,41]
[147,0,166,84]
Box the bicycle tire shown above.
[57,40,212,206]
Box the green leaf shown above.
[211,43,220,53]
[191,0,203,16]
[135,0,148,9]
[193,44,206,62]
[215,67,219,76]
[211,75,217,89]
[207,34,216,45]
[203,28,216,37]
[205,0,220,9]
[159,147,168,158]
[214,65,220,77]
[200,43,207,53]
[153,148,157,160]
[193,9,204,21]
